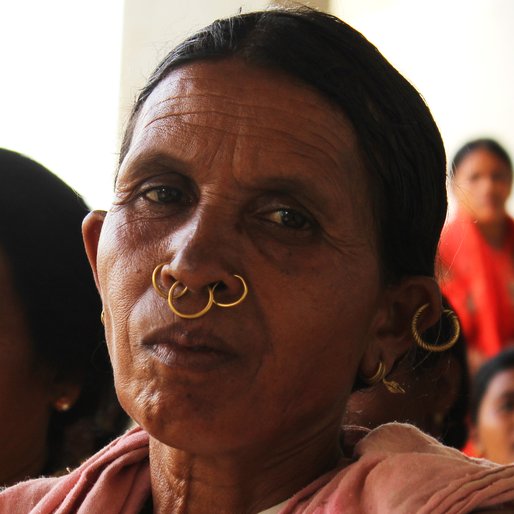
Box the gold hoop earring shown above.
[359,361,405,394]
[152,262,187,299]
[212,275,248,308]
[167,281,214,319]
[100,310,105,325]
[411,303,460,352]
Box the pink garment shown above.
[0,427,150,513]
[2,423,514,514]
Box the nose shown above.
[153,209,247,308]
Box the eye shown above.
[266,209,311,230]
[499,399,514,413]
[142,186,183,204]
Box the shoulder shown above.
[285,423,514,514]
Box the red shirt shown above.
[438,214,514,357]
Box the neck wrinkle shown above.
[148,424,344,514]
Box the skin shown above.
[474,369,514,464]
[452,148,512,247]
[0,250,54,486]
[83,59,440,514]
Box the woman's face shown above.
[475,369,514,464]
[85,59,389,454]
[0,250,55,484]
[453,148,512,225]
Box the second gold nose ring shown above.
[152,264,248,319]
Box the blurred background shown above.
[1,0,513,210]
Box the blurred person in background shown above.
[439,139,514,374]
[0,149,127,486]
[470,347,514,464]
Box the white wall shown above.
[330,0,514,213]
[4,1,510,211]
[119,0,270,139]
[0,1,124,210]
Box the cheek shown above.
[477,408,512,454]
[255,261,379,405]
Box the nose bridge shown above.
[165,201,239,292]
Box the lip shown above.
[141,325,238,372]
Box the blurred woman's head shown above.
[0,149,125,485]
[451,139,512,226]
[471,347,514,464]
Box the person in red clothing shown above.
[439,139,514,375]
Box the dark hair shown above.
[470,347,514,424]
[120,7,447,282]
[0,148,126,473]
[451,138,512,176]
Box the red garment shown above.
[438,213,514,357]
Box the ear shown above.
[358,276,442,379]
[82,210,107,293]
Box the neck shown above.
[477,218,507,248]
[148,424,344,514]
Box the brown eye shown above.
[143,186,183,204]
[268,209,311,230]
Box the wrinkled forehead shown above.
[128,59,363,174]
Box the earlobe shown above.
[82,210,107,292]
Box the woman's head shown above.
[83,8,447,456]
[0,149,124,483]
[471,347,514,464]
[451,138,512,225]
[120,8,447,283]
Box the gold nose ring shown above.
[152,263,187,299]
[167,280,214,319]
[212,275,248,308]
[152,263,248,319]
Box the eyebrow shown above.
[124,151,337,193]
[123,153,190,176]
[497,391,514,401]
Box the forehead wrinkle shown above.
[144,95,347,137]
[139,113,347,175]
